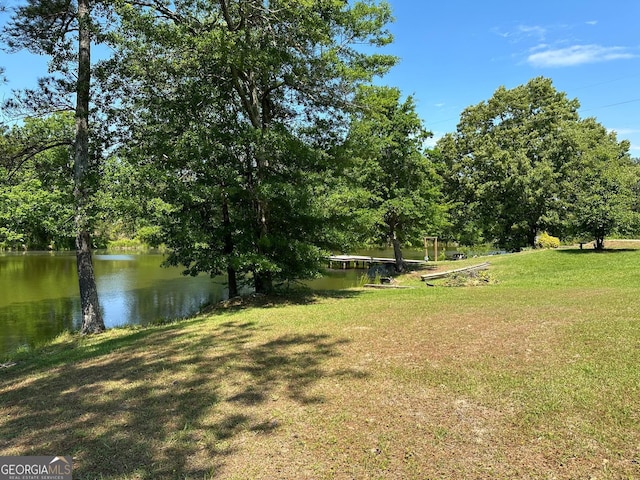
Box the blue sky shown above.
[1,0,639,155]
[381,0,640,154]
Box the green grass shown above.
[2,247,640,479]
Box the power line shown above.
[581,98,640,113]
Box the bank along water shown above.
[1,249,431,357]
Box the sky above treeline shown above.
[1,0,639,154]
[383,0,640,153]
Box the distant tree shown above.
[427,144,483,247]
[628,159,640,237]
[438,77,581,250]
[89,155,164,247]
[563,119,637,250]
[341,86,444,271]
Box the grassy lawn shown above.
[2,244,640,479]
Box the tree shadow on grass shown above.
[556,248,639,255]
[0,316,360,479]
[203,288,365,315]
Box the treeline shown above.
[4,78,639,256]
[436,77,640,251]
[2,1,640,299]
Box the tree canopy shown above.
[0,114,75,250]
[437,76,636,250]
[340,85,444,270]
[561,118,637,249]
[105,0,398,293]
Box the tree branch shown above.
[3,139,72,184]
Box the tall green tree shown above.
[3,0,106,332]
[341,85,443,271]
[111,0,397,293]
[563,119,636,249]
[438,77,580,250]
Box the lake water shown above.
[1,251,374,357]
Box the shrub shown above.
[536,232,560,249]
[107,238,145,251]
[136,226,163,247]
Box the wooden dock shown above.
[327,255,427,269]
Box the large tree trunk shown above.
[74,0,104,334]
[528,225,538,248]
[221,194,238,298]
[76,231,103,333]
[391,232,404,273]
[253,200,273,294]
[254,271,272,294]
[230,63,274,294]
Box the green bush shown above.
[536,232,560,249]
[107,238,145,251]
[136,226,163,247]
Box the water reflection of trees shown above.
[1,254,78,304]
[0,296,79,353]
[106,279,226,327]
[1,251,376,356]
[0,254,226,355]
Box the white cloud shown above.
[527,44,636,67]
[586,20,598,26]
[493,29,511,39]
[530,43,551,52]
[517,25,547,39]
[494,24,546,42]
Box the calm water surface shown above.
[1,251,369,356]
